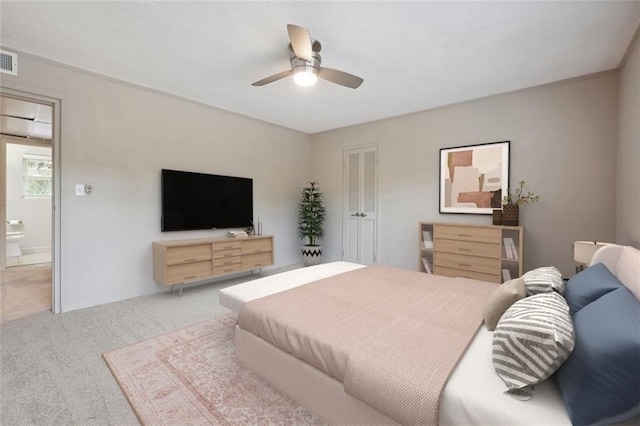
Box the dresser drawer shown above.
[213,257,242,268]
[435,225,500,244]
[242,252,273,269]
[213,263,243,276]
[213,247,242,260]
[434,252,501,275]
[166,244,212,265]
[433,265,500,283]
[166,260,213,284]
[213,240,242,251]
[434,238,500,259]
[242,238,273,254]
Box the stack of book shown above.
[503,237,518,259]
[422,230,433,249]
[421,257,432,274]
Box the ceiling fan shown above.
[252,24,364,89]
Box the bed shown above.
[221,246,640,425]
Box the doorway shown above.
[342,145,378,265]
[4,139,52,266]
[0,93,58,320]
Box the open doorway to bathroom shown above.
[0,96,53,322]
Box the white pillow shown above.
[522,266,564,296]
[493,292,575,400]
[616,247,640,300]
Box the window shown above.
[23,154,52,197]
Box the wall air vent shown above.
[0,50,18,76]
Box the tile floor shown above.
[6,250,52,267]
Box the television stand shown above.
[152,235,274,295]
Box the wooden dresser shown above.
[153,235,273,292]
[418,222,523,283]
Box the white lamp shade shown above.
[574,241,613,264]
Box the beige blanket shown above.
[238,265,497,425]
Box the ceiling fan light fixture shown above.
[252,24,363,89]
[293,66,318,87]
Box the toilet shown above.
[6,221,24,257]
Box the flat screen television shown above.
[161,169,253,232]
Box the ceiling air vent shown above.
[0,50,18,76]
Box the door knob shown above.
[361,213,367,217]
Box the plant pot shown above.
[302,245,322,266]
[492,209,503,225]
[502,204,519,226]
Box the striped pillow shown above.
[522,266,564,296]
[493,292,575,400]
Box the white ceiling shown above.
[0,97,52,140]
[1,1,638,134]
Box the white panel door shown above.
[343,146,378,264]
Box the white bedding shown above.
[443,246,640,426]
[219,261,365,313]
[445,320,638,426]
[441,326,570,425]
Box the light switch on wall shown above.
[75,184,86,196]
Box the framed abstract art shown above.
[439,141,510,214]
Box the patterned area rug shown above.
[103,313,324,425]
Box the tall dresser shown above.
[418,222,523,283]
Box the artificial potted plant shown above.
[298,181,326,266]
[502,180,539,226]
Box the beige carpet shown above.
[103,313,324,425]
[0,262,51,323]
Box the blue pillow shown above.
[555,287,640,426]
[564,262,622,315]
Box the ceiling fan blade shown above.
[318,68,364,89]
[251,70,292,86]
[287,24,313,62]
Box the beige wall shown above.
[2,54,310,312]
[1,44,633,311]
[311,72,620,277]
[617,31,640,246]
